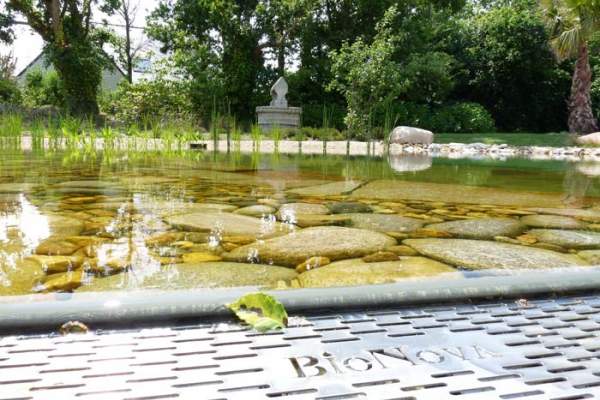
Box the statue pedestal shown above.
[256,106,301,132]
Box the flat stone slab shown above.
[233,205,277,217]
[528,229,600,249]
[287,181,366,197]
[352,180,577,208]
[275,203,330,222]
[136,201,238,217]
[425,218,527,240]
[404,238,589,270]
[297,257,460,288]
[76,262,298,292]
[165,212,297,239]
[347,213,426,233]
[222,226,397,267]
[520,215,589,230]
[522,207,600,219]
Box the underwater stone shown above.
[404,238,589,270]
[223,226,397,268]
[297,257,459,288]
[425,218,527,240]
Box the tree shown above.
[0,51,20,103]
[148,0,268,124]
[0,0,119,116]
[108,0,152,83]
[540,0,600,134]
[450,0,570,132]
[328,6,403,138]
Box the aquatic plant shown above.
[0,111,23,148]
[272,124,282,152]
[30,117,45,149]
[251,123,262,151]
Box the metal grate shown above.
[1,295,600,399]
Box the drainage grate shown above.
[1,295,600,400]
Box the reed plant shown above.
[231,118,242,151]
[251,123,262,151]
[0,112,23,148]
[30,117,45,149]
[271,124,282,152]
[322,104,333,154]
[101,125,117,149]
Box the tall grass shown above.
[30,117,45,149]
[0,112,23,148]
[231,118,242,151]
[271,124,282,152]
[251,124,262,152]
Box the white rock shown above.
[389,126,434,144]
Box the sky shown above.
[0,1,158,76]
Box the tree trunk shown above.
[568,42,598,135]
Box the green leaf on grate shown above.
[226,292,288,332]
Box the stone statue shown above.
[270,77,288,108]
[256,77,301,132]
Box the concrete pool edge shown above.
[1,269,599,333]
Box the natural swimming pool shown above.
[2,145,600,300]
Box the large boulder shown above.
[389,126,434,144]
[575,132,600,146]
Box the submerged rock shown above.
[76,262,298,292]
[275,203,330,222]
[223,226,397,267]
[425,218,527,240]
[165,212,297,239]
[404,238,589,270]
[233,204,276,217]
[346,213,426,233]
[327,202,372,214]
[352,180,572,208]
[528,229,600,249]
[520,215,589,230]
[297,257,458,288]
[287,180,366,197]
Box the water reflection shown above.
[388,154,432,172]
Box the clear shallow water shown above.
[2,147,600,297]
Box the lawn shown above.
[434,132,575,147]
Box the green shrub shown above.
[22,68,64,107]
[384,101,496,134]
[105,78,193,123]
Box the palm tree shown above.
[540,0,599,134]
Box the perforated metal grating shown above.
[1,295,600,400]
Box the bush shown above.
[387,101,496,133]
[0,52,21,104]
[104,78,194,123]
[21,68,65,107]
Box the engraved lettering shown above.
[472,345,501,359]
[416,350,445,364]
[343,357,372,372]
[288,356,327,378]
[442,347,469,361]
[323,352,343,374]
[368,346,419,368]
